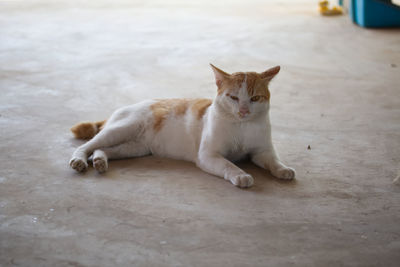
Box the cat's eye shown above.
[230,95,239,101]
[250,96,261,102]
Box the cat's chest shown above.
[221,125,264,161]
[224,139,249,162]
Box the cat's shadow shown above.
[72,155,297,194]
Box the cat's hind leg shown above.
[70,156,89,172]
[70,123,142,172]
[93,149,108,173]
[70,135,111,172]
[91,141,150,173]
[70,139,104,172]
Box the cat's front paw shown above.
[229,174,254,188]
[273,167,296,180]
[69,157,88,172]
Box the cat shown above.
[69,64,295,188]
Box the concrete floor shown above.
[1,0,400,266]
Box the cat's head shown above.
[210,64,280,121]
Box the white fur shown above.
[70,72,295,188]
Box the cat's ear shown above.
[210,63,230,88]
[260,66,280,81]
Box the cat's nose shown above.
[239,106,250,117]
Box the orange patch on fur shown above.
[151,99,189,132]
[191,98,212,119]
[232,72,270,101]
[71,120,106,139]
[150,98,212,131]
[216,75,243,96]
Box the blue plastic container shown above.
[349,0,400,27]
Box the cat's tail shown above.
[70,120,106,140]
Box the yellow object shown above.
[319,0,343,16]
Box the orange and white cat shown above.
[69,64,295,188]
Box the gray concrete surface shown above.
[1,1,400,266]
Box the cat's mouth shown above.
[237,112,251,119]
